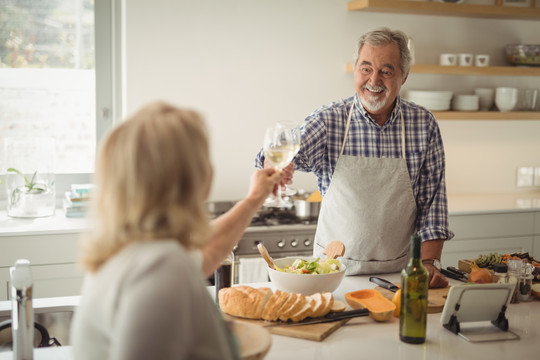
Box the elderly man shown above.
[256,28,453,288]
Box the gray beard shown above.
[360,94,388,113]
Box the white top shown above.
[70,240,238,360]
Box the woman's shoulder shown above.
[126,240,195,273]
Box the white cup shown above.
[474,88,495,111]
[495,87,518,112]
[439,53,457,66]
[458,53,473,66]
[475,54,490,67]
[519,89,538,111]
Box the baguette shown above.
[218,286,272,319]
[290,296,315,322]
[261,290,289,321]
[279,294,306,322]
[219,286,335,323]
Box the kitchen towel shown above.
[239,257,269,284]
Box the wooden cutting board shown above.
[458,259,495,275]
[231,317,351,342]
[458,259,475,273]
[374,285,449,313]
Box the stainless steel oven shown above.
[207,202,317,284]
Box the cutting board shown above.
[374,285,449,313]
[458,259,475,273]
[230,317,351,342]
[458,259,495,275]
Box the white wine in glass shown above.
[263,125,295,207]
[278,122,301,197]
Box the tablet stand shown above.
[441,285,519,343]
[443,304,509,334]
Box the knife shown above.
[264,308,370,327]
[369,277,400,292]
[440,268,467,282]
[447,266,469,280]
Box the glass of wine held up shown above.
[279,122,301,197]
[263,123,296,208]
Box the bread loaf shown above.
[218,286,334,323]
[218,286,272,319]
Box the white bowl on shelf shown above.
[407,90,453,111]
[495,87,518,112]
[452,95,479,111]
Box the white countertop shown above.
[1,192,539,238]
[448,192,540,215]
[0,275,538,360]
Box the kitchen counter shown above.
[0,192,539,237]
[0,274,538,359]
[447,192,540,215]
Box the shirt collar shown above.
[353,93,402,127]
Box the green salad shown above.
[276,258,341,274]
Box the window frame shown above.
[0,0,124,202]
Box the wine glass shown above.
[263,124,295,207]
[279,122,301,197]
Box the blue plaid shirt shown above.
[255,94,454,242]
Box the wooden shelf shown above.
[345,63,540,76]
[433,111,539,120]
[347,0,540,20]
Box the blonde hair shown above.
[81,101,212,272]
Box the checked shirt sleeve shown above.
[415,117,454,242]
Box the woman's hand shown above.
[246,168,282,208]
[263,161,294,190]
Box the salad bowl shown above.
[267,257,346,295]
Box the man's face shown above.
[354,42,407,119]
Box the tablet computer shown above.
[440,282,519,342]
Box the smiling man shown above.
[255,28,454,288]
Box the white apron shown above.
[313,104,417,275]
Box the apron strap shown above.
[340,105,407,160]
[340,104,354,156]
[400,110,406,161]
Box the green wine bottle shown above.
[399,234,429,344]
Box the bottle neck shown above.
[409,235,422,261]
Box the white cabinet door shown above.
[449,212,535,240]
[443,211,537,268]
[3,263,84,300]
[0,233,79,267]
[0,270,8,300]
[441,236,534,269]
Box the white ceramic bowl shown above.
[452,95,479,111]
[407,90,453,100]
[267,257,346,295]
[495,87,518,112]
[474,88,495,111]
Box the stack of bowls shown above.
[452,95,479,111]
[406,90,453,111]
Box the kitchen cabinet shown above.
[346,0,540,121]
[0,232,83,300]
[442,211,539,268]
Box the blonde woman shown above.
[71,102,281,359]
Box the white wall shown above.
[124,0,540,201]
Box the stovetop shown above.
[207,201,317,227]
[249,208,316,226]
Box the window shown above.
[0,0,121,198]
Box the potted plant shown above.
[4,167,55,218]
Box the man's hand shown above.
[263,160,294,191]
[424,264,448,288]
